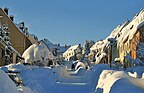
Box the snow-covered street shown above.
[1,63,144,93]
[0,1,144,93]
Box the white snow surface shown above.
[1,63,144,93]
[0,69,19,93]
[89,9,144,64]
[96,70,144,93]
[42,39,68,54]
[1,64,113,93]
[22,42,55,65]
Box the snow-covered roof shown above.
[63,45,79,55]
[89,9,144,64]
[22,42,55,64]
[42,39,69,53]
[90,9,144,54]
[90,20,130,53]
[117,9,144,46]
[106,20,130,40]
[15,23,29,35]
[90,39,108,52]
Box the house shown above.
[89,9,144,67]
[115,9,144,67]
[0,7,38,55]
[42,39,70,57]
[0,23,21,66]
[63,44,82,61]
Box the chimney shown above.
[9,15,14,22]
[21,22,24,27]
[25,27,28,31]
[4,7,9,15]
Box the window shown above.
[1,48,5,58]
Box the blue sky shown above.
[1,0,144,45]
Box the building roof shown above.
[117,9,144,46]
[63,45,79,55]
[90,9,144,53]
[42,39,69,53]
[15,23,38,44]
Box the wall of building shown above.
[0,8,32,55]
[0,43,5,66]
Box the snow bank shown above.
[75,61,86,70]
[3,63,144,93]
[0,69,19,93]
[5,63,27,73]
[18,86,34,93]
[72,67,86,76]
[126,66,144,78]
[20,67,57,93]
[96,70,144,93]
[95,53,107,64]
[17,64,113,93]
[110,78,144,93]
[96,70,128,93]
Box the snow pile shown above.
[87,64,115,92]
[22,42,55,65]
[18,86,34,93]
[61,60,74,70]
[90,40,108,53]
[75,61,86,70]
[72,67,86,76]
[126,66,144,78]
[2,63,144,93]
[127,72,139,78]
[20,67,57,93]
[5,63,27,73]
[52,66,69,80]
[96,70,144,93]
[63,45,79,57]
[96,70,127,93]
[0,69,19,93]
[3,63,113,93]
[95,52,107,64]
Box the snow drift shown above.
[0,69,19,93]
[22,42,55,65]
[96,70,144,93]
